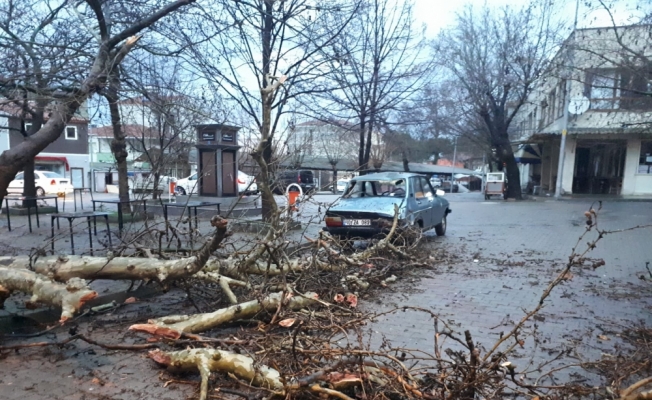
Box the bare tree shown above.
[175,0,357,222]
[0,0,196,204]
[120,58,225,200]
[434,1,563,199]
[308,0,430,174]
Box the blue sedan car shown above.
[324,172,451,239]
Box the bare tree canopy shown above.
[0,0,196,203]
[434,0,564,199]
[169,0,357,222]
[307,0,431,174]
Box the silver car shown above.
[324,172,451,238]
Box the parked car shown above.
[324,172,451,239]
[7,171,74,196]
[175,171,257,196]
[132,175,175,194]
[273,170,316,194]
[174,173,198,195]
[237,171,258,195]
[336,179,350,193]
[429,177,442,187]
[441,181,459,193]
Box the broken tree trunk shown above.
[1,216,229,283]
[149,348,283,400]
[0,267,97,322]
[131,291,318,335]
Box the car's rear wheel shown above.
[36,187,45,197]
[176,187,187,196]
[435,215,447,236]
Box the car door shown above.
[8,172,25,194]
[423,178,446,227]
[408,177,432,228]
[189,173,198,194]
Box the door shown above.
[71,168,84,188]
[200,150,217,196]
[408,177,434,228]
[222,151,236,196]
[423,177,446,227]
[573,147,591,193]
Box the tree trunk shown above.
[332,167,338,193]
[497,142,522,200]
[402,150,410,172]
[153,170,161,200]
[105,69,131,213]
[22,158,37,207]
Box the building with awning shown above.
[511,25,652,196]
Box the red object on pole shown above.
[169,181,176,195]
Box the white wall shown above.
[622,138,652,195]
[560,136,576,194]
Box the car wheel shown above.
[176,187,187,196]
[435,215,447,236]
[36,187,45,197]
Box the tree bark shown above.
[0,268,97,322]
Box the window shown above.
[587,70,620,110]
[15,172,24,180]
[24,123,32,134]
[65,126,78,140]
[413,177,425,199]
[222,132,234,142]
[639,141,652,174]
[620,70,652,110]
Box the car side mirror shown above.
[436,189,445,197]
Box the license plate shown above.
[343,219,371,226]
[59,180,68,184]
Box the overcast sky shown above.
[413,0,648,38]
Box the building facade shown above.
[0,111,90,188]
[513,25,652,196]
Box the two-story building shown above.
[513,24,652,196]
[0,105,90,188]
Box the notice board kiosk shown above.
[195,124,241,197]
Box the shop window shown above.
[639,141,652,174]
[65,126,78,140]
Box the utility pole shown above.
[450,136,458,193]
[555,0,580,199]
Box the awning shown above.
[35,156,69,170]
[513,144,541,164]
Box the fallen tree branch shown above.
[0,268,96,322]
[130,291,319,335]
[2,216,229,283]
[149,348,283,400]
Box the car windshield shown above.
[41,172,63,178]
[343,179,406,198]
